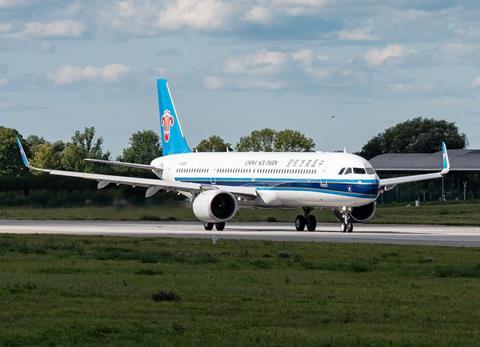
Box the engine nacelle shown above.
[192,190,238,223]
[334,202,377,224]
[351,202,376,223]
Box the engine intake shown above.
[192,190,238,223]
[351,202,376,223]
[334,202,376,224]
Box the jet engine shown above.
[334,202,376,223]
[192,190,238,223]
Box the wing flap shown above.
[85,158,158,171]
[43,169,257,198]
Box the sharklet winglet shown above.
[16,136,30,168]
[441,141,450,174]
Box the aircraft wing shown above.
[16,138,257,199]
[379,142,450,191]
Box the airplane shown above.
[16,79,451,232]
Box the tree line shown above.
[1,117,467,176]
[0,117,475,206]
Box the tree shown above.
[360,117,467,159]
[71,127,110,160]
[236,128,315,152]
[26,135,47,154]
[120,130,162,164]
[0,126,28,176]
[236,128,276,152]
[195,135,232,152]
[60,127,110,171]
[30,141,65,170]
[274,129,316,152]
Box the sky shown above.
[2,0,480,157]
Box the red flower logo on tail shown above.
[161,109,175,142]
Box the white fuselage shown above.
[151,151,380,209]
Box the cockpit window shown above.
[353,168,366,174]
[344,168,352,175]
[338,168,345,175]
[365,167,376,175]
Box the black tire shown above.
[295,215,306,231]
[306,215,317,231]
[203,222,214,231]
[215,222,225,231]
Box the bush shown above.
[151,291,181,302]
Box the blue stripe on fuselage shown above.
[174,176,379,198]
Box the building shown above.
[370,149,480,202]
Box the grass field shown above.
[0,235,479,346]
[2,201,480,225]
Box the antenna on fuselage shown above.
[343,147,348,153]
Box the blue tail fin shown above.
[157,79,191,156]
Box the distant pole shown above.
[463,181,468,201]
[441,176,445,202]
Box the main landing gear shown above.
[295,207,317,231]
[203,222,225,231]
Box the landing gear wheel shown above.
[346,222,353,233]
[203,222,214,231]
[340,223,347,233]
[295,215,306,231]
[215,222,225,231]
[306,215,317,231]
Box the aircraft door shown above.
[320,168,328,187]
[210,165,217,184]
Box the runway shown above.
[0,220,479,247]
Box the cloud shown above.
[364,45,415,66]
[10,20,85,39]
[0,23,12,33]
[204,76,224,89]
[471,76,480,88]
[210,49,339,90]
[0,102,49,112]
[271,0,329,15]
[436,43,480,65]
[0,0,30,9]
[48,64,130,85]
[223,50,289,75]
[0,78,8,86]
[338,20,378,41]
[243,6,273,25]
[99,0,237,36]
[156,0,235,31]
[98,0,340,40]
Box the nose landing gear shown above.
[339,207,353,233]
[295,207,317,231]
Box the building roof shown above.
[370,149,480,171]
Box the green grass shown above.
[2,201,480,225]
[0,235,479,346]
